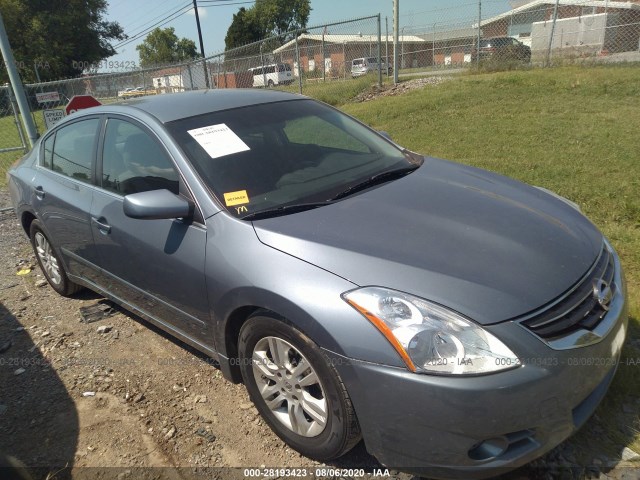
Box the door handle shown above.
[34,186,45,200]
[91,217,111,234]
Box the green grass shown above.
[0,114,29,184]
[0,107,56,185]
[340,64,640,456]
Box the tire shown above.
[29,219,82,296]
[239,314,361,460]
[267,79,275,88]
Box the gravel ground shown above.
[0,182,638,480]
[354,77,450,103]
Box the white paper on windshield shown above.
[187,123,250,159]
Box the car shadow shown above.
[0,300,79,480]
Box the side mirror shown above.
[123,189,193,220]
[378,131,393,141]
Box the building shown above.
[272,34,428,77]
[151,65,208,93]
[480,0,640,55]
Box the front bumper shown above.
[329,250,628,479]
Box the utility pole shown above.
[193,0,210,88]
[0,11,38,147]
[393,0,399,84]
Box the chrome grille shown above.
[521,244,615,340]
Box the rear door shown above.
[34,117,102,283]
[90,116,210,342]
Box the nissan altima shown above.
[8,89,627,479]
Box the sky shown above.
[105,0,513,68]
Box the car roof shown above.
[88,88,305,124]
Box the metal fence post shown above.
[260,42,267,87]
[546,0,560,67]
[385,17,389,70]
[343,41,346,80]
[476,0,482,66]
[295,34,303,94]
[322,31,326,83]
[377,14,382,87]
[393,0,399,84]
[0,11,38,147]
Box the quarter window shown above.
[42,133,54,169]
[101,118,179,196]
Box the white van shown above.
[351,57,392,77]
[250,63,294,87]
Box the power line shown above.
[117,2,192,43]
[114,3,193,49]
[120,0,185,32]
[199,0,256,5]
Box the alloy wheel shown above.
[34,231,62,285]
[252,336,327,437]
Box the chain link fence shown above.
[395,0,640,71]
[0,86,29,180]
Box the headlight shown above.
[343,287,519,375]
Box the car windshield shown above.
[481,38,510,48]
[166,99,417,218]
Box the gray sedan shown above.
[8,89,627,479]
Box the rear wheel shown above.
[267,79,275,88]
[239,314,361,460]
[30,219,81,296]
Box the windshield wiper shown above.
[240,201,332,221]
[330,165,419,201]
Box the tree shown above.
[136,27,199,67]
[224,0,311,52]
[0,0,125,82]
[224,7,263,52]
[254,0,311,39]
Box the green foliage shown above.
[136,27,199,68]
[224,0,311,52]
[0,0,125,82]
[224,7,263,54]
[254,0,311,39]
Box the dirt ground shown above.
[0,185,638,480]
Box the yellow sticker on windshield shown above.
[224,190,249,207]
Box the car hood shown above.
[253,157,603,325]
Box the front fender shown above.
[204,213,406,380]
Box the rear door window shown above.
[45,118,100,183]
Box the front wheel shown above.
[239,314,361,460]
[30,219,81,296]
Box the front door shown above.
[90,116,210,341]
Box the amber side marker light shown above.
[346,299,417,372]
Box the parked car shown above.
[472,36,532,63]
[249,63,294,87]
[9,89,627,479]
[351,57,392,77]
[117,87,135,98]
